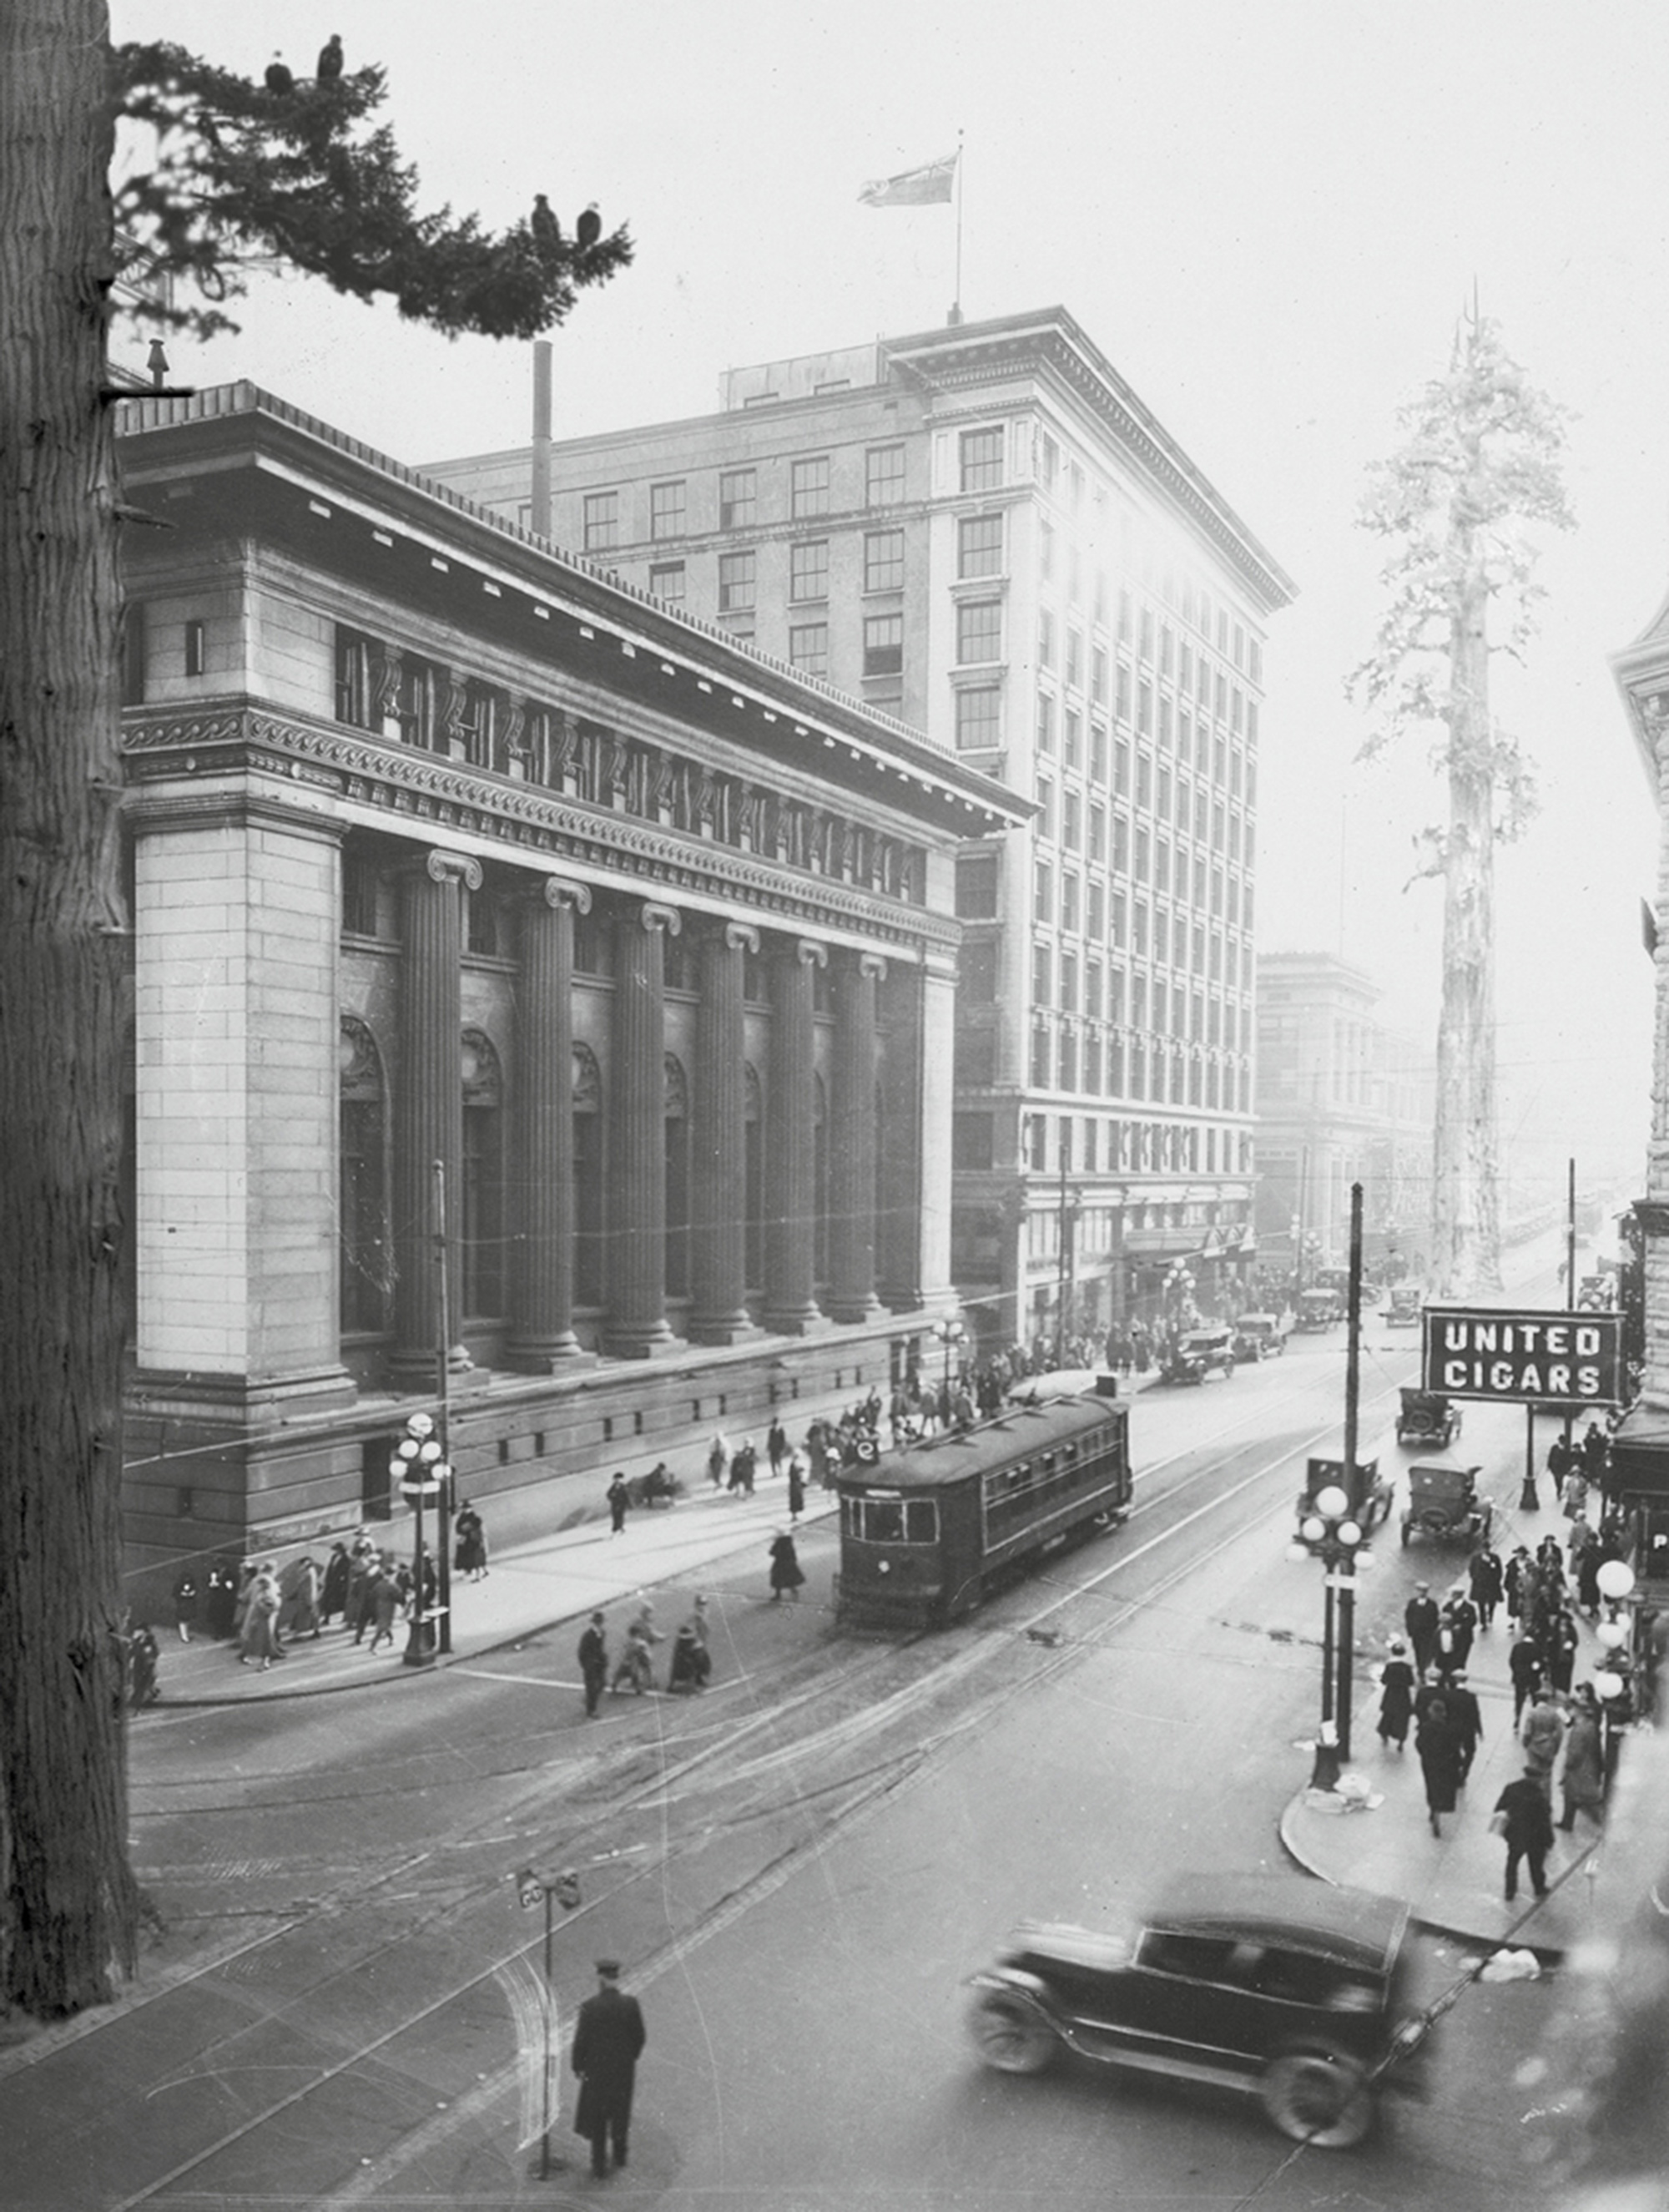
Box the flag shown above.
[858,152,957,208]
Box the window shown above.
[718,550,755,611]
[582,491,619,553]
[789,540,829,601]
[649,480,686,540]
[1032,941,1053,1008]
[649,561,686,604]
[865,528,905,593]
[1091,644,1108,706]
[956,853,1000,917]
[1038,609,1056,669]
[957,599,1002,664]
[789,622,829,677]
[959,513,1003,578]
[863,613,903,678]
[866,444,905,505]
[791,455,830,518]
[719,468,756,529]
[956,686,1001,750]
[960,425,1004,492]
[1036,775,1056,841]
[184,618,206,677]
[1061,871,1080,932]
[1087,880,1105,938]
[1036,692,1056,755]
[1089,803,1107,865]
[1066,628,1083,690]
[1034,859,1052,920]
[1063,789,1082,851]
[334,629,374,727]
[1039,518,1055,579]
[1064,709,1082,770]
[339,1018,387,1336]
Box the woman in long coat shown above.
[1377,1639,1417,1750]
[239,1569,283,1670]
[768,1531,805,1601]
[320,1543,351,1625]
[1557,1692,1606,1831]
[1415,1695,1464,1836]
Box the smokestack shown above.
[530,340,552,538]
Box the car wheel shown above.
[968,1994,1056,2074]
[1260,2050,1374,2149]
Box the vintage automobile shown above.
[1294,1288,1344,1331]
[1576,1274,1616,1312]
[1394,1388,1461,1448]
[1233,1311,1291,1362]
[966,1873,1430,2150]
[1294,1454,1394,1543]
[1384,1286,1422,1328]
[1400,1462,1491,1548]
[1161,1326,1237,1385]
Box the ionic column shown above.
[764,937,825,1335]
[391,849,481,1382]
[507,877,592,1370]
[603,901,680,1356]
[826,952,886,1322]
[688,920,759,1344]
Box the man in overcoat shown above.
[572,1959,646,2178]
[1404,1583,1440,1678]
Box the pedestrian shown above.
[577,1611,608,1718]
[1415,1694,1463,1837]
[350,1557,381,1645]
[1520,1686,1566,1800]
[173,1568,199,1644]
[284,1555,322,1640]
[707,1433,729,1490]
[667,1620,708,1692]
[1435,1591,1475,1677]
[239,1568,283,1669]
[769,1528,804,1602]
[1376,1638,1416,1750]
[786,1454,806,1523]
[1442,1669,1485,1784]
[1404,1583,1440,1679]
[128,1622,161,1707]
[1492,1767,1556,1902]
[1504,1546,1531,1628]
[1561,1467,1590,1523]
[729,1439,757,1496]
[571,1959,646,2179]
[204,1558,240,1639]
[766,1418,788,1477]
[1557,1687,1606,1832]
[1509,1631,1543,1725]
[607,1471,630,1535]
[320,1542,351,1625]
[232,1558,260,1641]
[454,1500,489,1581]
[612,1603,662,1693]
[1469,1543,1504,1629]
[367,1566,401,1655]
[1542,1602,1580,1696]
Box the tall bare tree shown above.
[1350,311,1572,1297]
[0,2,629,2021]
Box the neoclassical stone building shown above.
[116,384,1023,1599]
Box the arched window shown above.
[664,1054,689,1300]
[461,1028,505,1320]
[572,1043,604,1307]
[743,1062,764,1293]
[340,1016,390,1335]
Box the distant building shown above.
[115,383,1023,1603]
[426,306,1295,1346]
[1254,952,1429,1278]
[1606,610,1669,1583]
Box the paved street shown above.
[0,1245,1617,2209]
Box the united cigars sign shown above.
[1421,1306,1623,1409]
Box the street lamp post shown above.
[930,1317,966,1398]
[391,1411,448,1669]
[514,1864,582,2179]
[1298,1483,1367,1789]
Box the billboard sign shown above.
[1421,1307,1623,1409]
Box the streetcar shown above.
[834,1395,1132,1629]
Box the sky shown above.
[108,0,1668,1213]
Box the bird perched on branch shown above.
[265,54,295,95]
[531,194,561,252]
[316,33,344,81]
[576,204,602,250]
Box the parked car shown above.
[1161,1327,1237,1385]
[1400,1462,1491,1548]
[1295,1289,1344,1331]
[966,1873,1430,2149]
[1394,1389,1461,1448]
[1384,1286,1422,1328]
[1233,1311,1290,1362]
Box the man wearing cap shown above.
[572,1959,646,2178]
[1404,1583,1440,1679]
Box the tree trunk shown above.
[1431,556,1502,1298]
[0,0,139,2015]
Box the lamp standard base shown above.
[1309,1741,1342,1791]
[402,1615,437,1668]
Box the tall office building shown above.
[428,307,1295,1348]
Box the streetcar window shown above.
[849,1497,938,1543]
[867,1500,906,1543]
[905,1501,937,1543]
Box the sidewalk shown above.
[150,1472,838,1705]
[1281,1595,1612,1963]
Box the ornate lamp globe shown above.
[1596,1619,1626,1651]
[1592,1670,1624,1703]
[1338,1519,1363,1548]
[1300,1517,1325,1545]
[1314,1485,1349,1521]
[1596,1559,1636,1603]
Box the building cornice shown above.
[122,703,962,957]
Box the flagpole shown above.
[952,131,965,324]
